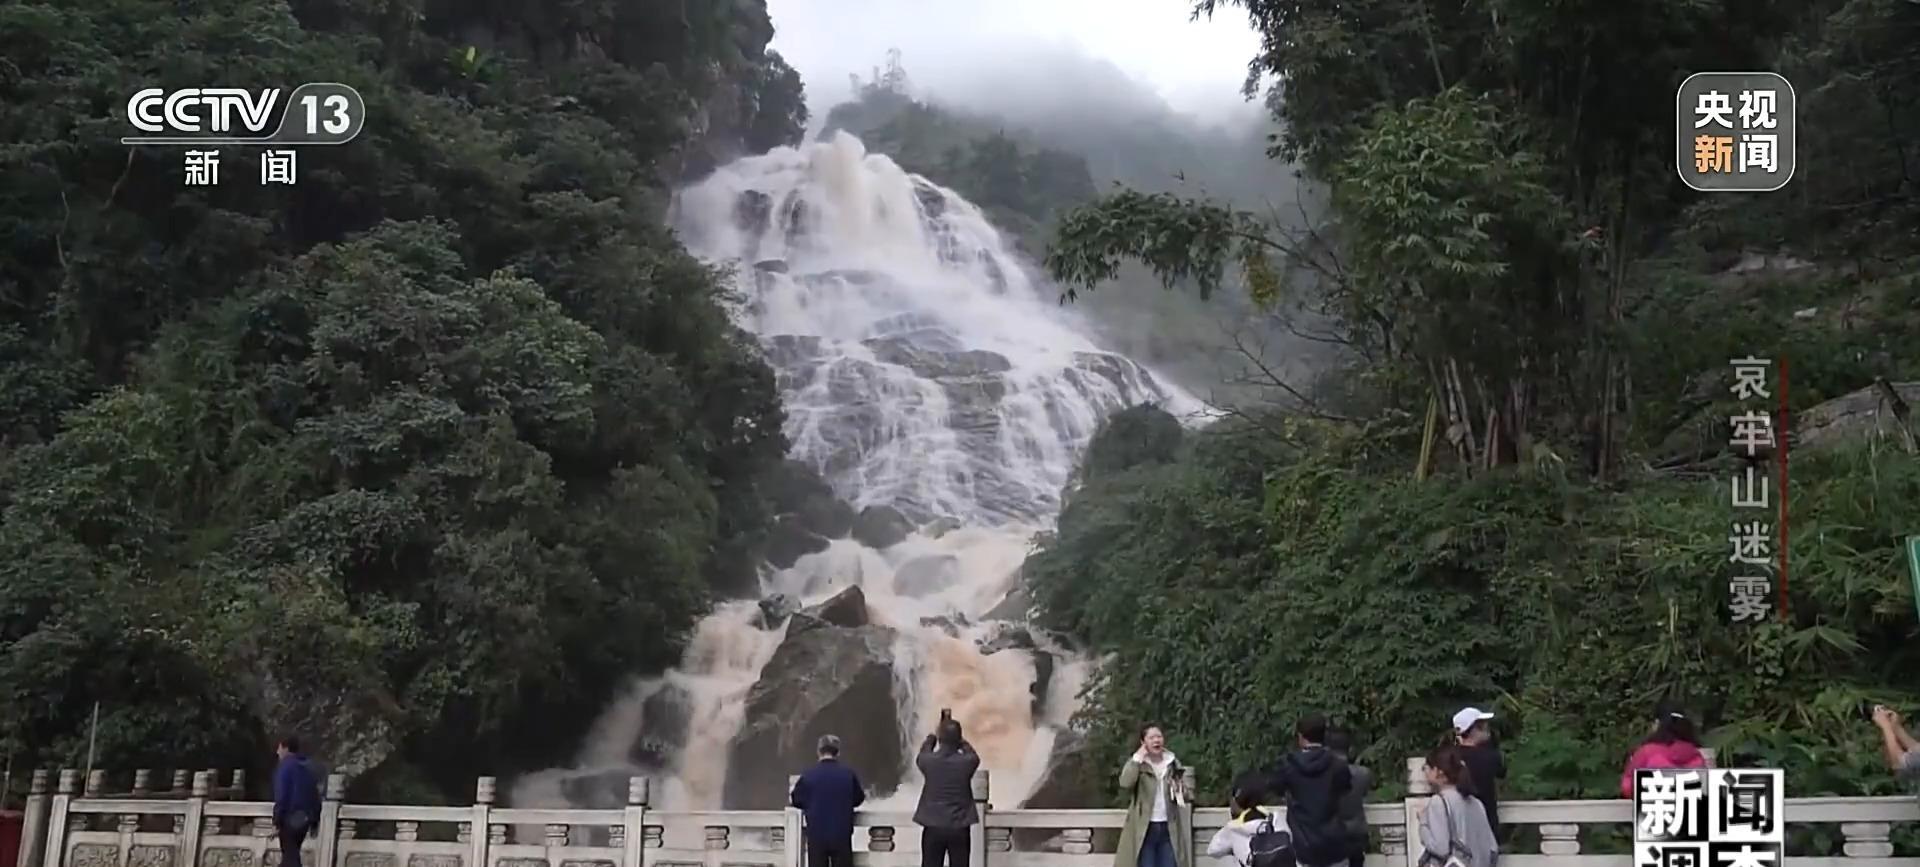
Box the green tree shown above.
[0,0,805,798]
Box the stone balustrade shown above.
[12,760,1917,867]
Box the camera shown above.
[940,708,952,723]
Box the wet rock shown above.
[761,335,827,368]
[1797,381,1920,452]
[852,504,914,550]
[796,585,870,630]
[754,258,789,273]
[924,516,962,539]
[984,584,1029,621]
[913,180,947,218]
[765,515,830,570]
[813,269,883,286]
[724,619,903,808]
[734,190,772,235]
[895,554,960,597]
[767,460,836,514]
[797,495,856,539]
[865,312,947,339]
[919,615,966,637]
[866,338,1013,379]
[977,624,1037,655]
[1021,728,1095,809]
[1030,650,1054,721]
[631,683,692,767]
[782,193,810,249]
[754,594,797,630]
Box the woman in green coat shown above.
[1115,725,1193,867]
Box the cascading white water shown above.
[512,132,1201,812]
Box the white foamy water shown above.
[512,132,1200,812]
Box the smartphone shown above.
[940,708,952,723]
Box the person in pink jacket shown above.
[1621,704,1711,797]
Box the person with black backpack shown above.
[1264,713,1352,867]
[1207,772,1294,867]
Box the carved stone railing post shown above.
[1402,758,1431,867]
[1841,823,1893,858]
[180,771,212,867]
[783,775,803,867]
[17,770,52,867]
[702,825,729,867]
[15,767,51,867]
[84,771,106,799]
[133,770,153,797]
[172,771,190,793]
[1379,822,1406,861]
[397,821,421,843]
[317,774,347,867]
[230,771,247,797]
[1060,829,1093,856]
[543,823,567,849]
[469,777,494,867]
[1180,766,1199,864]
[40,770,77,867]
[969,770,990,867]
[621,776,649,867]
[866,826,894,853]
[1538,824,1580,856]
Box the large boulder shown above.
[1796,381,1920,452]
[796,585,870,630]
[723,615,904,808]
[632,682,692,767]
[852,505,914,550]
[797,495,856,539]
[765,515,830,570]
[755,594,797,630]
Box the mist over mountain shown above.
[812,44,1327,408]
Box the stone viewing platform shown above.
[10,759,1918,867]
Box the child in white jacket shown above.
[1207,777,1276,866]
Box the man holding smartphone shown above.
[914,710,980,867]
[1872,706,1920,782]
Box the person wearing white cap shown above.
[1451,707,1506,847]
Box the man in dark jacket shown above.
[912,718,980,867]
[1453,707,1508,846]
[1266,713,1353,867]
[272,737,323,867]
[1326,729,1374,867]
[792,735,866,867]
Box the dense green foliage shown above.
[0,0,806,797]
[1031,0,1920,811]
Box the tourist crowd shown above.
[782,700,1920,867]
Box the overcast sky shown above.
[764,0,1266,125]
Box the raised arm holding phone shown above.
[1871,705,1920,781]
[913,710,980,867]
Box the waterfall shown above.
[511,132,1202,812]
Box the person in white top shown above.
[1117,726,1192,867]
[1207,773,1277,866]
